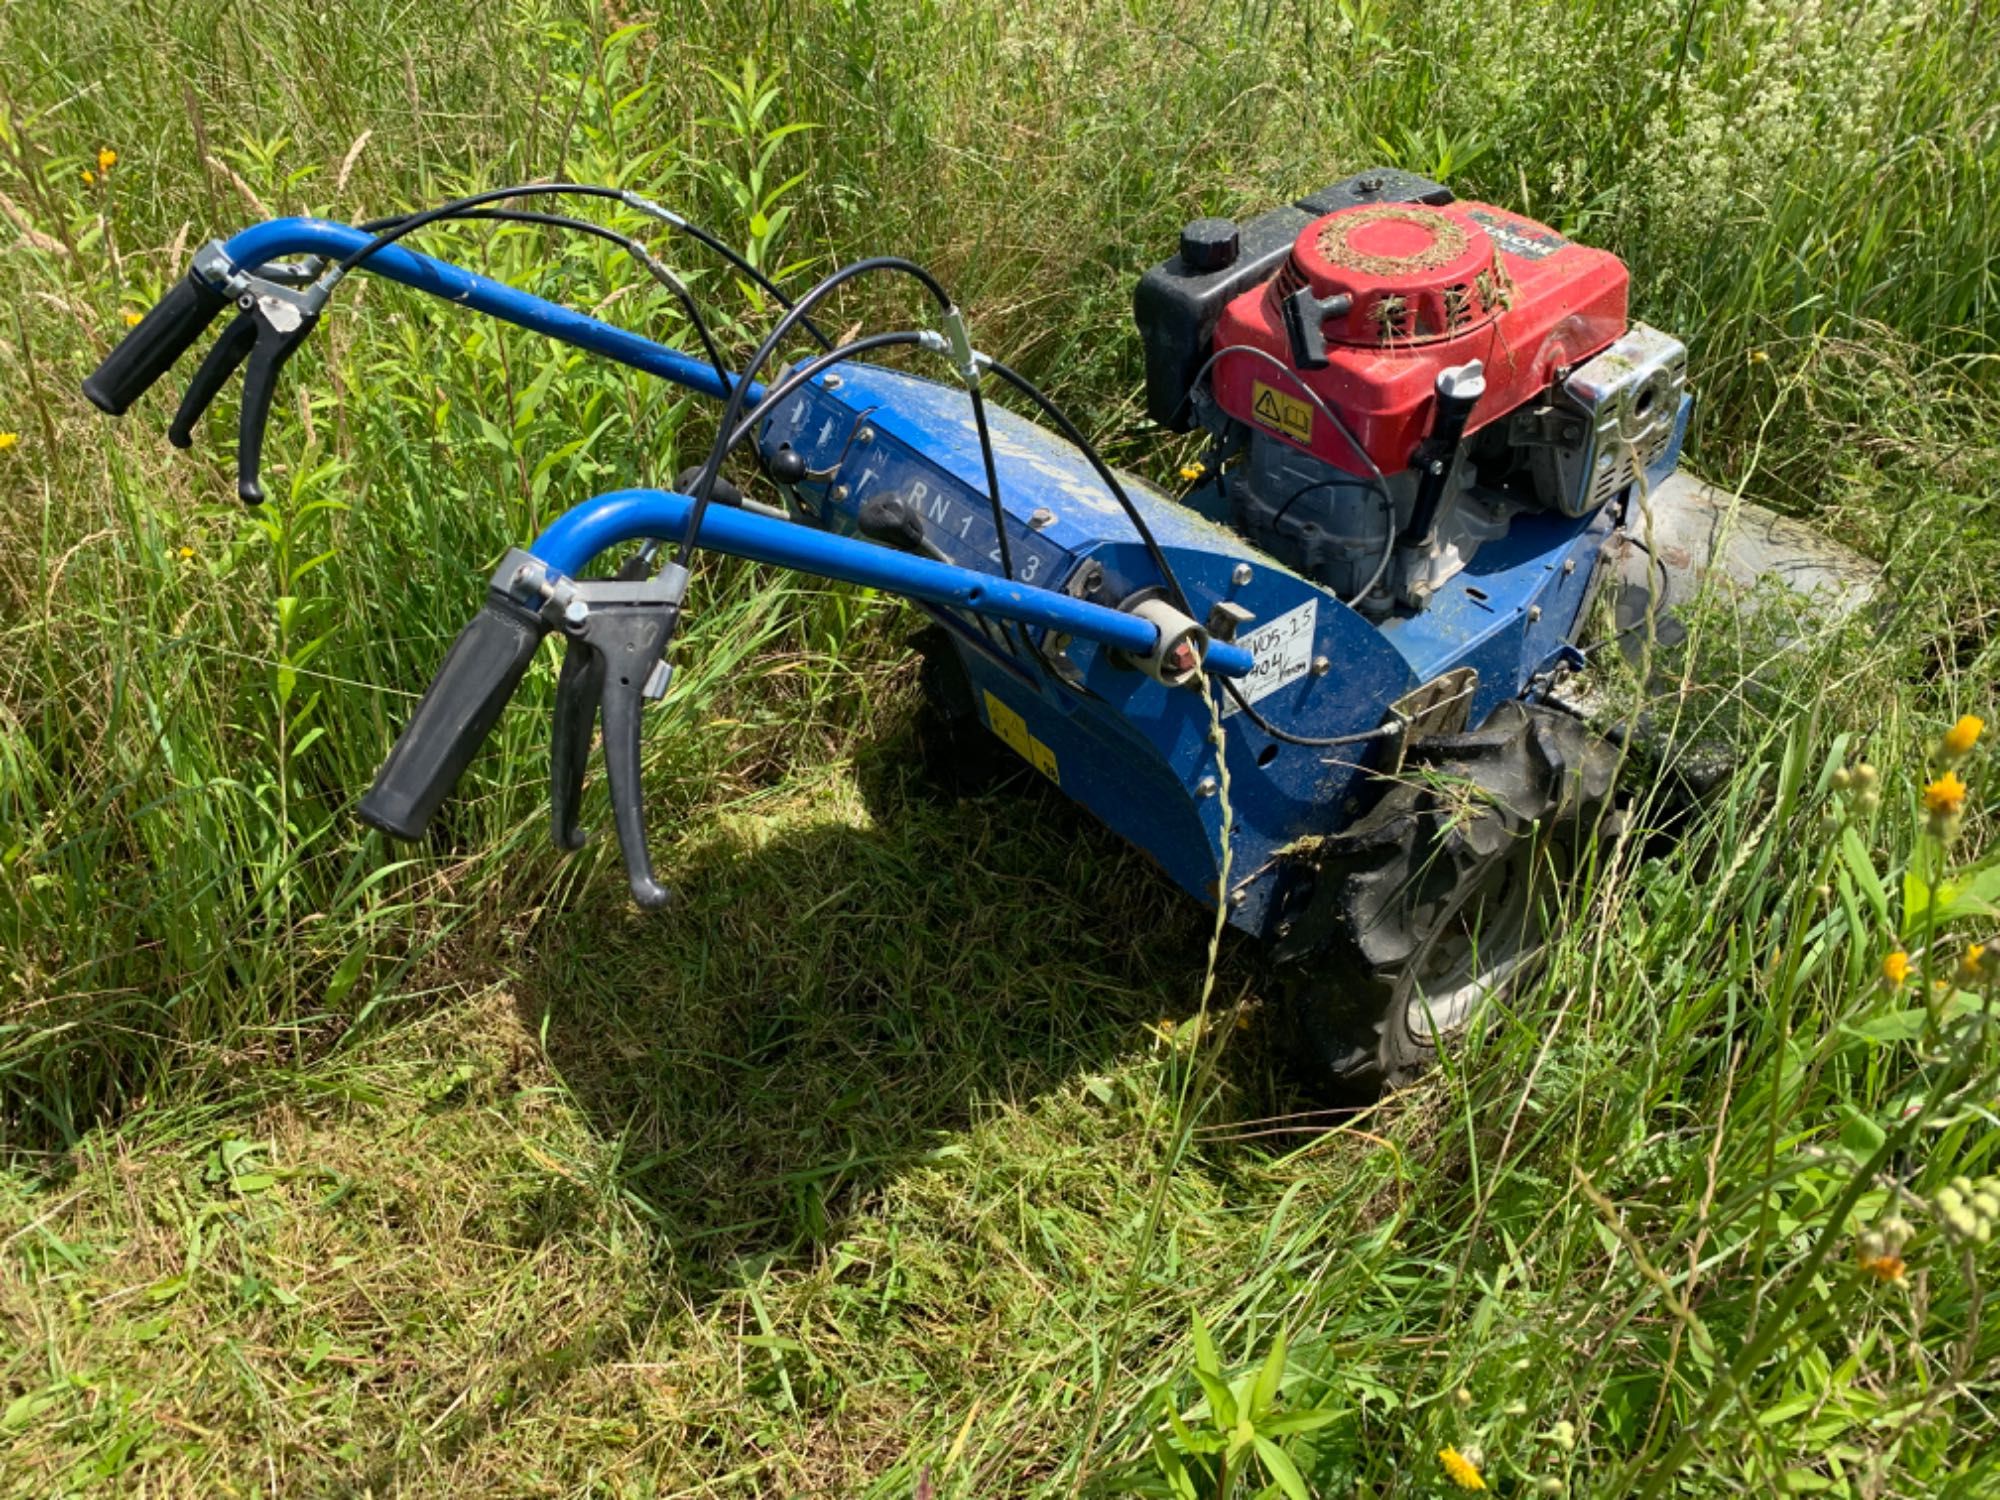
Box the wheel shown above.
[1272,700,1622,1094]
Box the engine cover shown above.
[1209,200,1630,475]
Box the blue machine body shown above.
[208,217,1687,936]
[755,363,1686,934]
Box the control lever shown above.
[228,284,322,505]
[169,309,256,449]
[545,563,689,910]
[856,493,949,562]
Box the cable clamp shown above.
[920,322,991,386]
[940,305,981,389]
[620,190,688,229]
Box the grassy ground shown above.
[3,0,2000,1493]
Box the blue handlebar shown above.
[220,218,759,405]
[527,488,1258,680]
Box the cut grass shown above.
[3,0,2000,1494]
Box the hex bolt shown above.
[1196,775,1218,798]
[1562,558,1576,575]
[1227,889,1247,908]
[1029,506,1056,530]
[823,374,843,391]
[1311,656,1331,676]
[1231,562,1253,586]
[562,598,590,628]
[830,484,849,503]
[1527,604,1543,622]
[855,426,875,446]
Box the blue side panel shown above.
[1378,506,1613,727]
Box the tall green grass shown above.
[1,0,1998,1493]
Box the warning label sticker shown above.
[1250,381,1313,445]
[982,690,1061,785]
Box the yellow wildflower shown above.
[1960,943,1990,986]
[177,546,195,561]
[0,432,18,452]
[1943,715,1986,761]
[1858,1249,1906,1285]
[1924,771,1969,818]
[1440,1447,1487,1492]
[1178,464,1205,482]
[1882,951,1911,988]
[97,148,117,174]
[1156,1018,1176,1037]
[123,310,144,328]
[80,169,94,186]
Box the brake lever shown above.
[169,306,257,449]
[233,287,321,506]
[544,564,689,910]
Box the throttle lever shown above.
[169,306,257,449]
[544,563,689,910]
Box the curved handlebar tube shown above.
[220,219,761,405]
[526,488,1258,679]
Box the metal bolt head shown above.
[1231,562,1253,586]
[1527,604,1543,623]
[1227,889,1247,908]
[1311,655,1331,677]
[830,484,849,503]
[562,598,590,628]
[855,426,875,445]
[1029,506,1056,530]
[1196,775,1218,798]
[823,374,843,391]
[1562,558,1576,576]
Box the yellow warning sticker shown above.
[983,690,1061,785]
[1250,380,1313,444]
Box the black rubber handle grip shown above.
[358,594,550,840]
[82,270,230,416]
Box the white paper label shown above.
[1220,600,1317,714]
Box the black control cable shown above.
[722,331,926,449]
[328,182,831,348]
[968,358,1398,748]
[389,206,732,394]
[667,255,1010,584]
[333,197,1390,749]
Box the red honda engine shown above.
[1134,170,1688,612]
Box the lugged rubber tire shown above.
[1274,700,1622,1094]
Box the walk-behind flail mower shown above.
[87,169,1702,1092]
